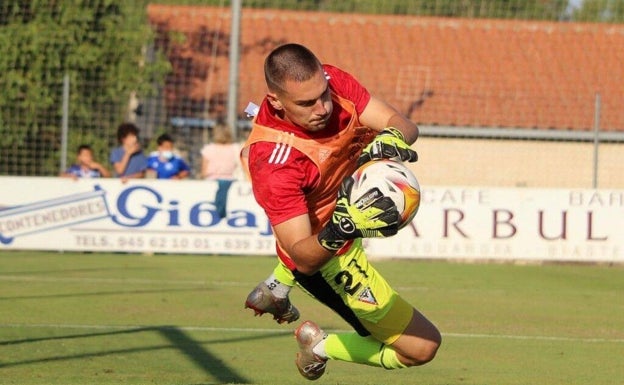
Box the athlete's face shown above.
[268,70,333,132]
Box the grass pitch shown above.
[0,250,622,385]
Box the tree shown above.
[0,0,169,176]
[573,0,624,22]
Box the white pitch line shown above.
[0,274,249,287]
[0,275,435,291]
[1,323,622,344]
[0,275,438,292]
[443,332,624,344]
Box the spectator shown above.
[146,133,190,179]
[200,124,242,218]
[200,124,242,181]
[61,144,111,179]
[109,122,147,180]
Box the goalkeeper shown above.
[240,43,440,380]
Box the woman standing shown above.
[199,124,242,218]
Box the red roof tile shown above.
[148,5,624,132]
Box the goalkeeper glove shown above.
[318,175,399,252]
[358,127,418,166]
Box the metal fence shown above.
[1,1,623,188]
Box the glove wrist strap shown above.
[383,127,405,141]
[317,224,347,252]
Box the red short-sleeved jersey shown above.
[248,64,371,226]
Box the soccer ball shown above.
[349,159,421,230]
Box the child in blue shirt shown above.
[146,133,190,179]
[61,144,111,179]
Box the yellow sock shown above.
[324,333,407,369]
[379,343,408,369]
[272,262,295,286]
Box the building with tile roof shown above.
[148,4,624,133]
[147,5,623,188]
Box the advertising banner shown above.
[0,177,274,255]
[365,187,623,262]
[1,177,622,262]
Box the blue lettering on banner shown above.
[0,182,274,249]
[110,185,273,235]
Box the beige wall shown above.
[408,138,623,189]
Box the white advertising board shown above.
[0,177,622,262]
[0,177,274,255]
[365,187,623,262]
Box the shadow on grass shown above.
[0,325,288,384]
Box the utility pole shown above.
[227,0,242,138]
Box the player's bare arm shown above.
[359,95,419,144]
[272,213,334,275]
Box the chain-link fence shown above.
[1,1,623,187]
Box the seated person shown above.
[110,122,147,179]
[146,133,190,179]
[61,144,110,179]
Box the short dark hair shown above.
[157,133,174,145]
[264,43,323,93]
[77,144,92,154]
[116,122,140,143]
